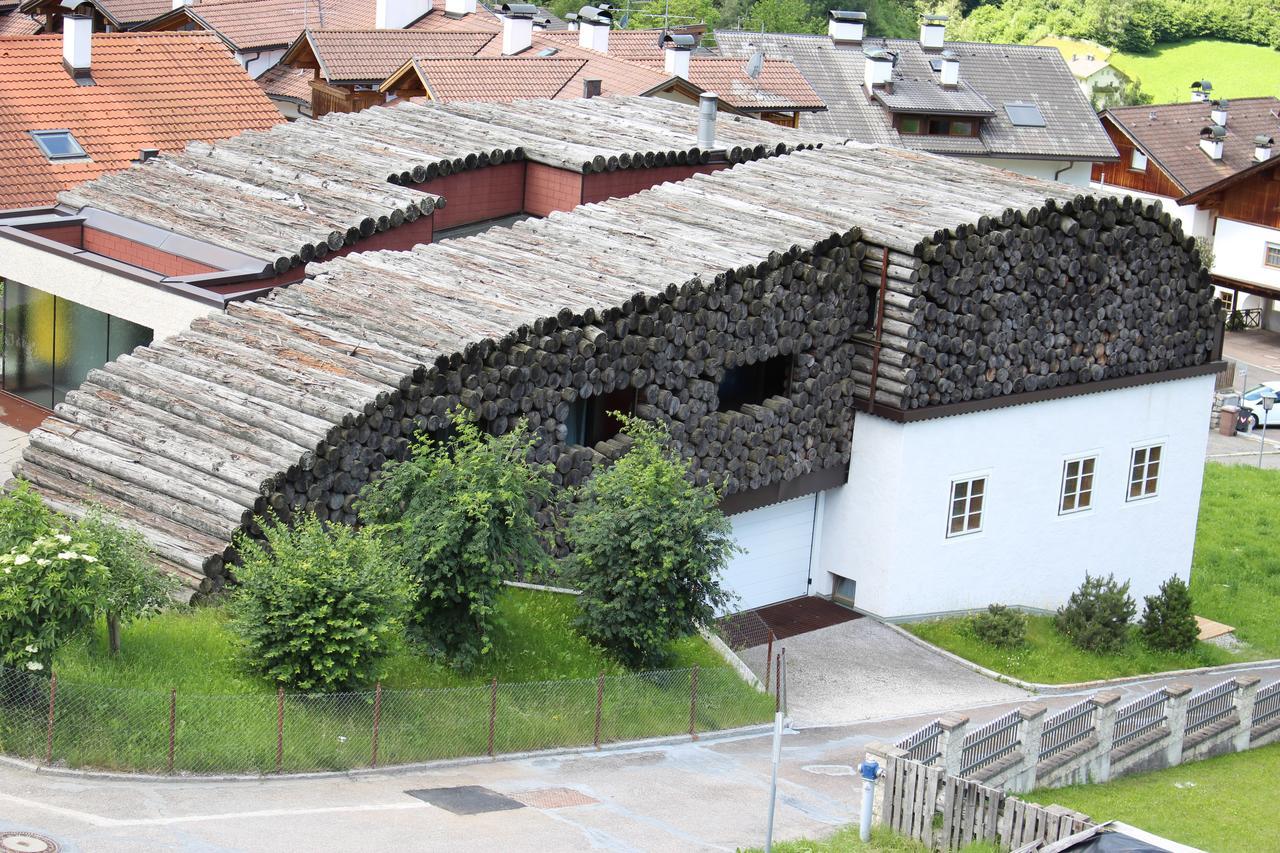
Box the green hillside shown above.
[1110,39,1280,102]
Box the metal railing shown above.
[896,719,944,766]
[1186,680,1239,735]
[960,709,1021,777]
[1113,689,1169,749]
[1253,682,1280,728]
[1039,698,1097,762]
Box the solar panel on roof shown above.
[1004,102,1045,127]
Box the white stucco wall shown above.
[236,49,287,80]
[0,237,218,342]
[817,374,1215,620]
[985,158,1093,187]
[1212,217,1280,289]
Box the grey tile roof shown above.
[714,31,1118,162]
[872,79,994,116]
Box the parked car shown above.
[1237,382,1280,429]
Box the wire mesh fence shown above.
[0,664,773,775]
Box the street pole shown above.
[1259,394,1276,467]
[764,710,784,852]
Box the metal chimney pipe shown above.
[697,92,717,151]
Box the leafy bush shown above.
[968,604,1028,648]
[0,532,107,672]
[0,480,53,555]
[1055,573,1137,654]
[358,415,553,668]
[1139,575,1200,652]
[566,417,737,669]
[231,514,409,691]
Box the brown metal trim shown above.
[1211,272,1280,301]
[720,463,849,516]
[866,244,889,415]
[873,362,1226,424]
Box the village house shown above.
[715,11,1119,185]
[2,98,1220,621]
[1093,95,1280,330]
[1064,52,1129,108]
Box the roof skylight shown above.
[1003,102,1046,127]
[31,130,88,161]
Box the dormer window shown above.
[896,115,977,137]
[31,130,88,161]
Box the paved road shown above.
[3,659,1276,853]
[1223,330,1280,390]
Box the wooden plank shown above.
[983,787,1000,841]
[941,776,957,850]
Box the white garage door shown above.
[721,494,816,613]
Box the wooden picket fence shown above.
[881,754,1092,851]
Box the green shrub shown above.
[968,604,1028,648]
[565,417,737,669]
[1055,573,1137,654]
[1139,575,1200,652]
[0,480,53,555]
[231,513,409,691]
[358,414,553,668]
[0,532,107,672]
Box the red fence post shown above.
[44,671,57,765]
[167,688,176,774]
[764,631,774,693]
[689,665,699,741]
[774,654,781,713]
[275,686,285,774]
[593,671,604,750]
[487,678,497,758]
[371,682,383,769]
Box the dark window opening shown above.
[896,115,980,137]
[716,355,791,413]
[565,386,636,447]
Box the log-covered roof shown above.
[17,135,1216,591]
[56,97,829,274]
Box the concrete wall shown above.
[986,158,1093,187]
[818,374,1216,620]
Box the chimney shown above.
[827,10,866,44]
[444,0,476,16]
[697,91,717,151]
[499,3,535,54]
[1256,134,1275,162]
[660,31,694,79]
[1210,98,1228,128]
[1200,125,1225,160]
[60,2,92,79]
[1190,79,1212,103]
[919,13,946,50]
[863,49,892,94]
[171,0,192,8]
[565,12,578,29]
[939,48,959,87]
[583,78,601,98]
[376,0,432,28]
[577,5,610,52]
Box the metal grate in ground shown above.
[749,596,862,641]
[0,832,60,853]
[511,787,600,809]
[405,786,526,815]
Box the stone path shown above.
[0,422,28,483]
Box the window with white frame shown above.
[1265,242,1280,269]
[1060,456,1096,514]
[947,477,985,537]
[1130,148,1148,171]
[1127,445,1162,501]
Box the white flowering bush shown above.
[0,533,108,672]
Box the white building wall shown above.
[235,49,287,80]
[0,237,218,342]
[1088,183,1212,240]
[985,158,1093,187]
[1212,218,1280,289]
[818,374,1215,621]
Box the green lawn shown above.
[906,463,1274,684]
[0,588,772,773]
[1108,39,1280,103]
[740,826,999,853]
[1028,742,1280,853]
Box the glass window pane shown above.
[1062,494,1076,512]
[53,295,109,406]
[3,279,56,410]
[967,510,982,529]
[106,313,153,363]
[1082,458,1095,476]
[1148,446,1161,463]
[950,516,964,534]
[968,493,983,514]
[970,479,984,496]
[952,481,968,501]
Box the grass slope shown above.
[0,589,771,773]
[1108,39,1280,102]
[1028,742,1280,853]
[906,464,1275,684]
[740,826,999,852]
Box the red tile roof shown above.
[257,62,313,104]
[293,28,496,83]
[0,32,281,209]
[473,32,676,99]
[410,56,587,102]
[19,0,170,29]
[0,9,38,34]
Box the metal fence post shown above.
[44,671,57,766]
[167,688,176,774]
[488,677,498,758]
[689,665,699,741]
[764,631,774,693]
[774,653,781,713]
[275,686,285,774]
[593,671,604,750]
[371,681,383,768]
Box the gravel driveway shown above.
[741,617,1031,727]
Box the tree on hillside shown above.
[622,0,721,29]
[741,0,823,34]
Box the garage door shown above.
[721,494,816,613]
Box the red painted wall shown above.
[581,163,727,205]
[409,162,527,230]
[524,163,585,217]
[83,228,219,277]
[22,221,84,248]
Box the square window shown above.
[899,116,922,134]
[1127,445,1162,501]
[949,120,974,136]
[1060,456,1096,514]
[564,386,637,448]
[31,130,87,161]
[1130,149,1148,171]
[1265,243,1280,269]
[715,354,791,413]
[947,476,985,537]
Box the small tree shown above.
[231,513,408,692]
[358,414,553,667]
[75,509,179,655]
[0,532,107,673]
[565,417,737,669]
[0,480,53,555]
[1055,573,1137,654]
[968,604,1027,648]
[1139,575,1199,653]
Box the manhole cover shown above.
[802,764,854,776]
[512,787,599,809]
[0,832,60,853]
[405,785,525,815]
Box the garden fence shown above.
[0,664,772,775]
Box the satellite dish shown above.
[745,50,764,79]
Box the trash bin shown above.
[1220,405,1239,436]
